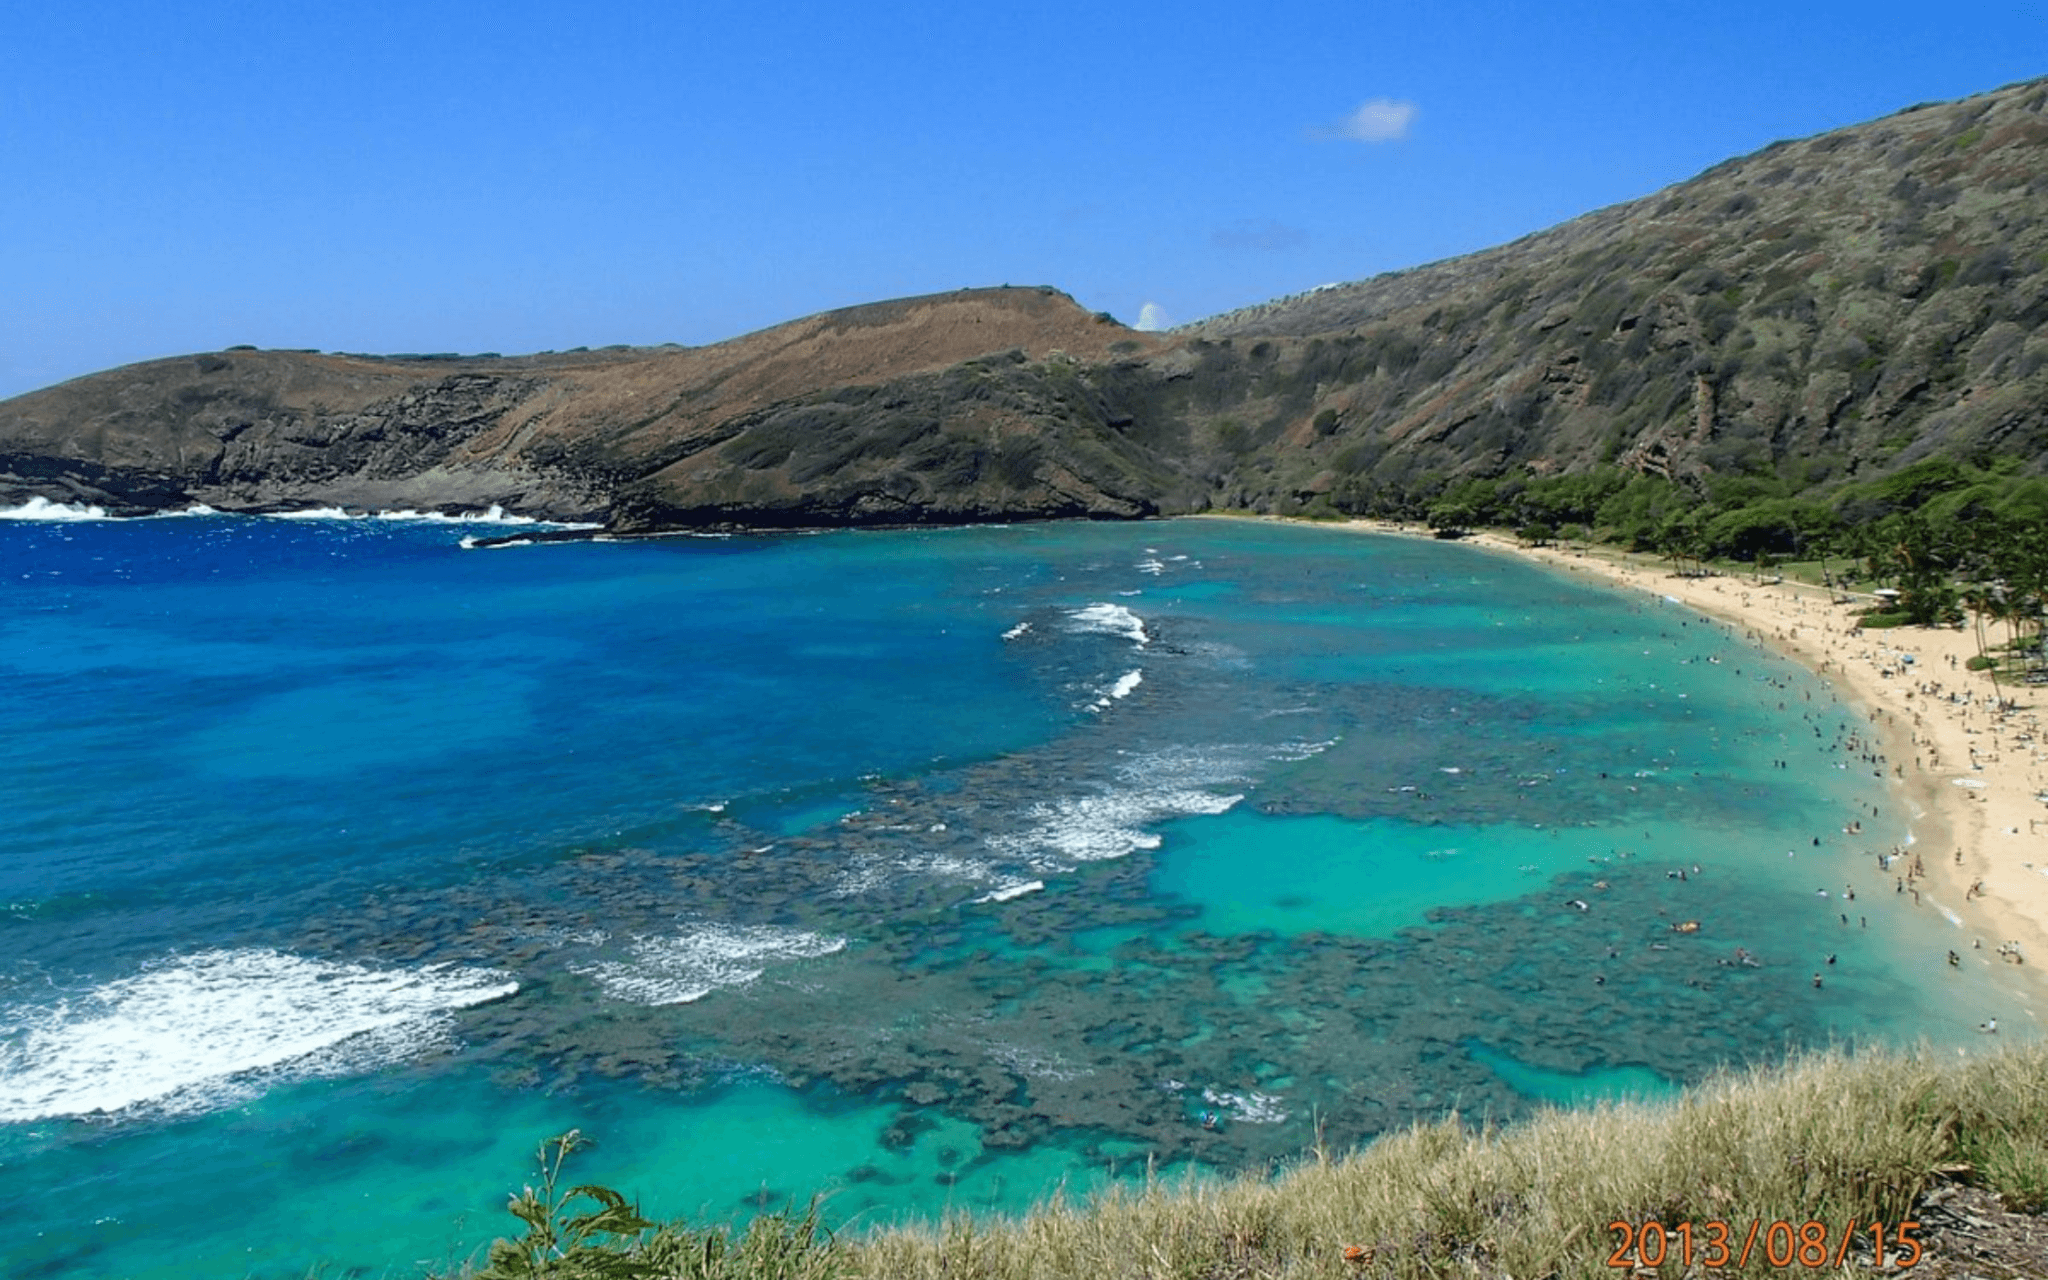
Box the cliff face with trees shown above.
[4,78,2048,531]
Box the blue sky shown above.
[3,1,2042,399]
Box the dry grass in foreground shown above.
[445,1043,2048,1280]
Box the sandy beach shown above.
[1335,523,2048,1023]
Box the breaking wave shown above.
[571,924,846,1006]
[1065,603,1149,648]
[0,498,111,522]
[972,879,1045,904]
[1087,669,1144,712]
[270,504,599,527]
[984,747,1254,868]
[1201,1086,1289,1123]
[987,785,1241,867]
[0,949,517,1122]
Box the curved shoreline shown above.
[1414,524,2048,1022]
[1195,512,2048,1022]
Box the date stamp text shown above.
[1607,1219,1922,1269]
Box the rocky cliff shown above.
[0,288,1193,526]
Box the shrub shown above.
[453,1132,845,1280]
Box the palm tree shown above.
[1810,530,1844,601]
[1964,585,2005,700]
[1984,518,2046,684]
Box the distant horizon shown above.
[5,1,2042,401]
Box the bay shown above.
[0,513,2012,1278]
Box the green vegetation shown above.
[461,1131,841,1280]
[1336,454,2048,681]
[434,1044,2048,1280]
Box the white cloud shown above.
[1318,98,1418,144]
[1135,302,1171,332]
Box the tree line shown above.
[1325,454,2048,682]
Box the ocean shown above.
[0,510,2024,1278]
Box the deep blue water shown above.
[0,512,2026,1279]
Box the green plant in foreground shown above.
[474,1131,659,1279]
[454,1129,847,1280]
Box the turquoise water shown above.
[1463,1041,1679,1108]
[0,513,2026,1279]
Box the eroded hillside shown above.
[1170,76,2048,513]
[0,288,1189,525]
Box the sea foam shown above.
[0,497,111,522]
[1201,1086,1289,1124]
[571,924,846,1006]
[833,850,997,898]
[973,879,1045,904]
[986,747,1249,868]
[1065,603,1149,648]
[0,949,517,1122]
[0,500,221,521]
[1088,669,1144,711]
[988,786,1241,867]
[271,504,597,527]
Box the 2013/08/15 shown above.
[1607,1219,1923,1269]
